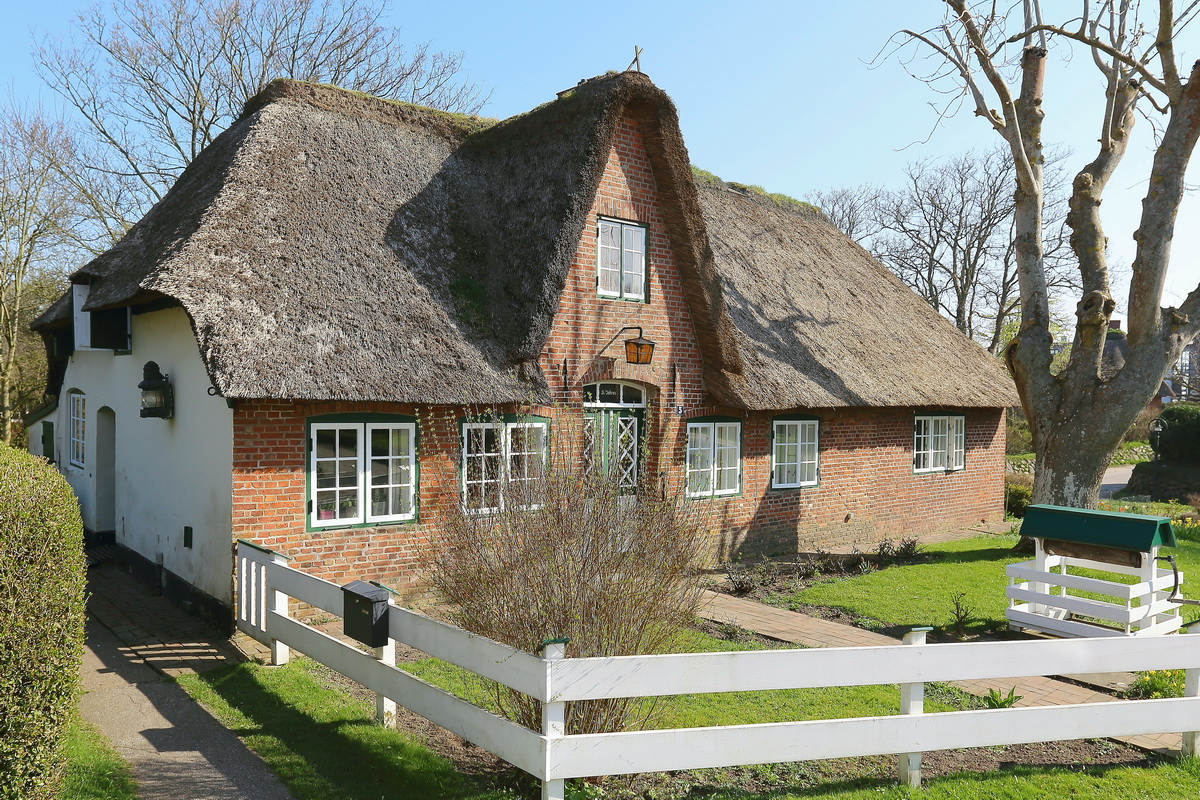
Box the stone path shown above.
[700,590,1181,754]
[81,561,293,799]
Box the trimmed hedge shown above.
[1158,402,1200,464]
[0,445,86,799]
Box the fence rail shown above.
[234,541,1200,800]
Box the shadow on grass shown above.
[696,757,1192,800]
[184,662,509,800]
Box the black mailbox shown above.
[342,580,390,648]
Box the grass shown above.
[62,716,138,800]
[176,659,512,800]
[775,529,1200,637]
[777,533,1028,636]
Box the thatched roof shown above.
[35,72,1016,409]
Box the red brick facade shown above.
[231,116,1006,594]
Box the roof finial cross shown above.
[626,45,643,74]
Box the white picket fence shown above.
[235,540,1200,800]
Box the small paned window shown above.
[686,420,741,498]
[773,419,819,488]
[69,392,86,468]
[462,420,548,512]
[914,415,965,473]
[310,420,416,527]
[597,219,646,301]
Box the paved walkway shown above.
[700,590,1181,754]
[82,561,293,799]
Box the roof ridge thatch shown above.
[241,78,498,142]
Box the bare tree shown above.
[893,1,1200,507]
[0,111,73,444]
[35,0,488,249]
[818,148,1073,354]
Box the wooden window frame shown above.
[461,419,549,513]
[68,391,86,468]
[596,218,648,301]
[772,418,819,489]
[914,414,966,474]
[686,419,742,499]
[308,419,417,529]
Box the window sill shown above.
[309,516,417,532]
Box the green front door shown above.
[584,409,641,491]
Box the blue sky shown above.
[3,0,1198,317]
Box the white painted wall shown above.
[47,306,235,603]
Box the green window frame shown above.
[914,414,965,474]
[461,417,550,513]
[772,418,819,488]
[597,218,647,301]
[308,415,417,528]
[686,418,741,498]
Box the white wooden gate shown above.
[235,540,1200,800]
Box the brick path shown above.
[82,561,293,799]
[700,590,1181,754]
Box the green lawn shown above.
[776,531,1200,637]
[62,716,139,800]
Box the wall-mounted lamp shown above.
[138,361,174,419]
[600,325,655,365]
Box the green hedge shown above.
[1005,472,1033,518]
[1158,403,1200,464]
[0,445,86,799]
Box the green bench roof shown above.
[1022,504,1176,551]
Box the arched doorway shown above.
[582,381,645,492]
[95,407,116,533]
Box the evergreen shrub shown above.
[1158,402,1200,464]
[0,445,86,799]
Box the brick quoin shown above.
[231,116,1005,594]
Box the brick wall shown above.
[230,115,1006,594]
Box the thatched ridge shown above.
[35,73,1016,409]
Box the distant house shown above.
[27,73,1016,626]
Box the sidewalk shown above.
[699,590,1181,754]
[81,560,293,799]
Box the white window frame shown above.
[461,420,549,513]
[309,421,417,528]
[914,414,965,474]
[686,420,741,498]
[772,419,819,489]
[596,218,647,301]
[68,392,86,468]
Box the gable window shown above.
[309,419,416,527]
[597,218,646,301]
[462,419,548,512]
[686,419,741,498]
[69,392,86,468]
[773,418,819,488]
[914,414,965,473]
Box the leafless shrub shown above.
[429,465,708,735]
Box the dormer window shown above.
[597,218,646,301]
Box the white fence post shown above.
[269,551,291,666]
[376,598,397,728]
[898,627,930,788]
[541,640,567,800]
[1185,626,1199,758]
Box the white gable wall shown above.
[50,306,234,603]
